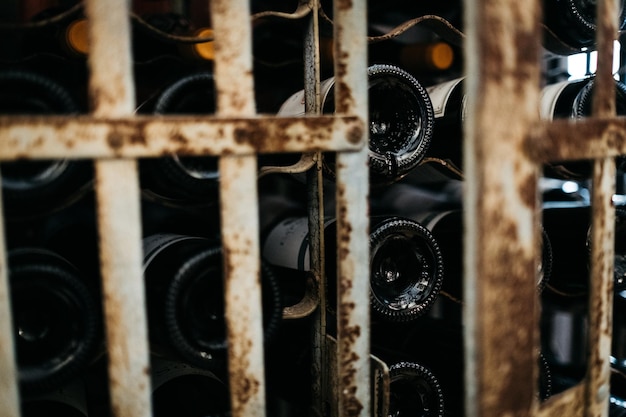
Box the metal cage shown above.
[0,0,624,416]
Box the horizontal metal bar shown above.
[0,115,365,160]
[537,383,585,417]
[526,118,626,162]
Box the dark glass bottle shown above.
[8,247,101,395]
[139,72,219,208]
[420,77,465,175]
[142,233,283,371]
[540,286,588,394]
[542,203,626,295]
[7,2,87,61]
[0,69,92,220]
[542,0,626,52]
[21,377,88,417]
[262,215,444,321]
[385,361,445,417]
[540,76,626,180]
[150,356,231,417]
[612,292,626,373]
[278,64,435,186]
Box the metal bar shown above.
[0,176,20,417]
[209,0,265,417]
[586,158,616,417]
[83,2,152,417]
[584,1,618,416]
[526,118,626,162]
[302,1,327,416]
[332,1,369,417]
[0,115,364,160]
[463,0,543,416]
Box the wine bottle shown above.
[391,316,552,413]
[385,361,445,417]
[368,38,459,81]
[8,247,101,395]
[13,2,89,60]
[150,356,231,417]
[541,203,591,296]
[21,377,89,417]
[368,207,552,304]
[612,292,626,373]
[540,287,588,394]
[142,233,283,371]
[139,71,219,208]
[0,69,92,220]
[421,77,466,174]
[542,203,626,295]
[540,76,626,180]
[610,370,626,416]
[262,215,444,321]
[542,0,626,53]
[278,64,435,186]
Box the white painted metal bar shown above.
[332,1,370,417]
[83,2,152,417]
[463,0,543,416]
[0,115,364,161]
[209,0,266,417]
[0,176,19,417]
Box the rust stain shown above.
[107,131,124,150]
[335,0,353,11]
[516,170,537,209]
[346,124,363,144]
[170,131,188,145]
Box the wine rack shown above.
[0,0,624,417]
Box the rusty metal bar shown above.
[586,158,616,417]
[463,0,543,416]
[332,1,369,417]
[301,0,327,416]
[0,177,19,417]
[0,115,363,160]
[83,1,152,417]
[210,0,266,416]
[584,1,618,416]
[527,119,626,162]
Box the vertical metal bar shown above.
[585,1,618,416]
[209,1,265,417]
[463,0,543,416]
[332,1,369,417]
[83,2,152,417]
[303,1,326,416]
[0,178,20,417]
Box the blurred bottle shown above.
[540,285,588,394]
[0,69,92,220]
[542,0,626,53]
[8,247,101,395]
[278,64,435,186]
[150,356,231,417]
[10,2,89,61]
[262,215,444,321]
[385,361,445,417]
[21,377,89,417]
[542,203,626,295]
[142,233,283,371]
[139,71,220,208]
[368,38,460,84]
[540,76,626,180]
